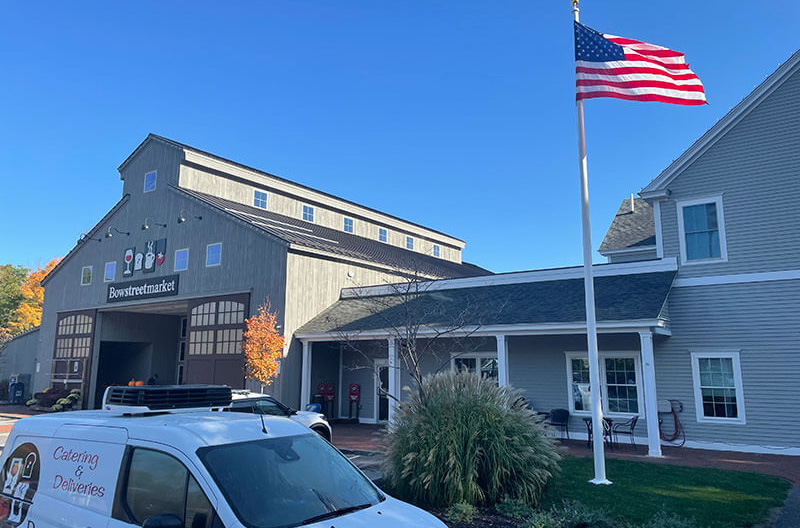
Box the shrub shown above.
[524,501,618,528]
[635,513,698,528]
[497,496,535,519]
[383,370,560,507]
[445,502,476,523]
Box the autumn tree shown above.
[0,264,29,343]
[6,258,61,337]
[242,301,285,392]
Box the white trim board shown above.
[341,258,678,299]
[674,269,800,288]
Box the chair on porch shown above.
[611,416,639,450]
[583,417,614,449]
[547,408,570,439]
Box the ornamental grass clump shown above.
[383,370,560,508]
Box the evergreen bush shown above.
[383,370,560,507]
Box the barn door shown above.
[184,294,249,389]
[52,310,96,409]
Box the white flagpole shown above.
[572,0,611,485]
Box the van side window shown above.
[113,447,219,528]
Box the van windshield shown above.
[197,434,383,528]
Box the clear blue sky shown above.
[1,1,797,273]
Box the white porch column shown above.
[496,334,509,387]
[300,340,312,410]
[387,338,399,425]
[639,330,662,457]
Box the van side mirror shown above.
[143,514,183,528]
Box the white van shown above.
[0,385,445,528]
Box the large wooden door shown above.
[184,294,249,388]
[52,310,96,408]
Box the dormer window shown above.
[433,244,440,258]
[343,217,354,233]
[302,205,315,223]
[378,228,388,243]
[406,236,414,250]
[253,190,267,210]
[677,196,728,264]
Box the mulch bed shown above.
[432,509,522,528]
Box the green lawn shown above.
[542,457,791,528]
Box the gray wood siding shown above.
[507,334,649,436]
[658,66,800,278]
[0,330,39,399]
[654,280,800,448]
[607,249,658,264]
[121,139,183,198]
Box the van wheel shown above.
[312,426,331,442]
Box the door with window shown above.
[184,294,249,389]
[52,310,96,409]
[109,445,222,528]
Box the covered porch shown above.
[295,259,677,457]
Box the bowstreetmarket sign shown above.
[107,275,179,303]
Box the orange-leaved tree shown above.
[242,301,284,392]
[8,258,61,335]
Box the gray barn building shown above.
[33,134,487,409]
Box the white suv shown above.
[226,390,332,442]
[0,385,446,528]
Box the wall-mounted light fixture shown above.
[105,227,131,238]
[141,217,167,230]
[77,233,102,244]
[177,210,203,224]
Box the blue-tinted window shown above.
[378,228,388,243]
[406,236,414,250]
[253,190,267,209]
[206,243,222,267]
[104,261,116,282]
[343,217,354,233]
[302,205,314,223]
[144,171,157,193]
[175,248,189,272]
[683,203,721,260]
[433,244,440,258]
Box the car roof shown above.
[9,410,311,453]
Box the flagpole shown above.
[572,0,610,485]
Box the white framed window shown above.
[104,261,116,282]
[691,351,745,424]
[206,243,222,267]
[343,217,354,233]
[253,190,267,209]
[378,228,388,243]
[81,266,93,286]
[433,244,441,258]
[451,352,499,383]
[174,248,189,272]
[565,351,644,417]
[677,195,728,264]
[143,171,157,193]
[406,236,414,250]
[302,204,315,223]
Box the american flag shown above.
[574,21,706,105]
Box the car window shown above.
[255,399,286,416]
[113,447,218,528]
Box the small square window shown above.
[253,190,267,209]
[81,266,93,286]
[378,228,388,243]
[144,171,157,193]
[175,248,189,272]
[302,205,315,223]
[343,217,354,233]
[104,262,116,282]
[433,244,440,257]
[406,236,414,250]
[206,243,222,267]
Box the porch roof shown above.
[296,270,676,338]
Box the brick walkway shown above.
[332,423,800,485]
